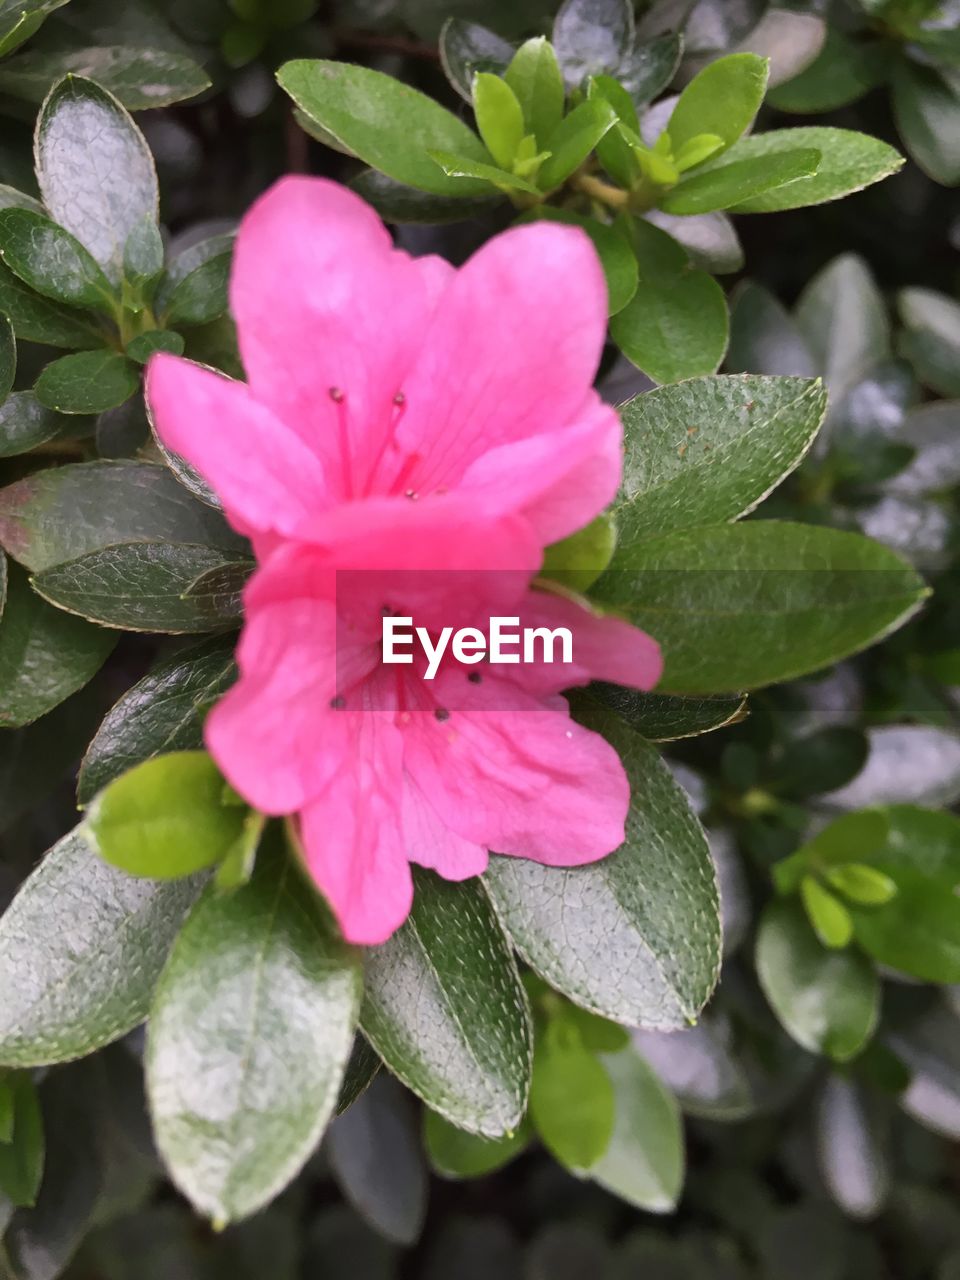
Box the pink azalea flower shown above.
[147,176,662,945]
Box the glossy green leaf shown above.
[646,207,744,275]
[756,899,878,1061]
[772,810,890,896]
[660,148,819,215]
[801,876,853,949]
[726,280,817,376]
[438,17,513,103]
[349,168,497,224]
[796,254,889,407]
[86,751,246,879]
[146,849,362,1224]
[897,287,960,397]
[615,375,826,543]
[537,97,617,191]
[553,0,634,85]
[770,726,868,801]
[541,512,617,588]
[472,72,524,169]
[0,459,243,572]
[530,1036,614,1171]
[125,329,185,363]
[504,38,564,146]
[0,208,117,315]
[0,560,115,728]
[594,522,927,694]
[594,685,746,741]
[824,863,897,906]
[486,703,720,1028]
[850,870,960,983]
[36,77,159,286]
[591,1046,684,1211]
[35,350,139,414]
[610,218,727,382]
[0,312,13,402]
[0,0,69,58]
[427,150,538,194]
[0,828,202,1067]
[620,33,683,106]
[768,28,888,114]
[712,127,903,212]
[666,53,769,155]
[278,60,492,196]
[156,234,233,327]
[424,1110,528,1179]
[33,542,247,633]
[336,1036,381,1116]
[0,391,90,458]
[77,634,236,804]
[0,45,211,111]
[893,62,960,187]
[0,1074,43,1208]
[361,870,530,1138]
[123,213,164,296]
[0,260,106,348]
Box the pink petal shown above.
[457,394,622,543]
[402,778,489,880]
[403,673,629,867]
[146,355,331,539]
[393,221,609,501]
[299,718,412,945]
[229,176,433,499]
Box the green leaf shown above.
[541,511,617,588]
[0,312,13,403]
[0,0,69,58]
[424,1110,528,1179]
[86,751,247,879]
[756,899,878,1061]
[0,828,202,1067]
[126,329,185,363]
[146,848,362,1224]
[850,870,960,983]
[816,1076,890,1220]
[594,522,927,694]
[0,45,212,111]
[610,218,727,383]
[796,254,889,407]
[77,634,236,804]
[772,810,890,896]
[0,1075,43,1207]
[768,29,888,115]
[530,208,637,315]
[646,208,744,275]
[666,53,769,156]
[504,38,564,147]
[553,0,634,85]
[529,1035,614,1171]
[486,703,720,1029]
[156,234,233,328]
[426,149,538,195]
[825,726,960,810]
[726,280,817,376]
[0,560,115,728]
[801,876,853,949]
[0,185,44,215]
[33,541,248,633]
[350,168,497,224]
[659,148,820,215]
[615,375,827,543]
[893,62,960,187]
[337,1036,381,1116]
[824,863,897,906]
[593,685,747,741]
[35,350,139,414]
[0,208,116,314]
[770,726,869,800]
[438,17,513,103]
[0,260,107,348]
[537,97,617,191]
[0,459,243,572]
[709,127,904,212]
[897,287,960,397]
[36,76,159,287]
[361,870,530,1138]
[123,213,164,297]
[590,1046,684,1212]
[472,72,524,169]
[620,34,684,107]
[871,804,960,885]
[278,60,492,197]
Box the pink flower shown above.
[147,177,662,944]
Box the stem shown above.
[571,172,629,210]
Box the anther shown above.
[328,386,345,403]
[467,672,482,684]
[404,489,419,500]
[330,695,346,709]
[434,707,451,722]
[393,391,406,406]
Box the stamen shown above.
[434,707,451,722]
[404,489,419,500]
[329,695,346,709]
[393,391,406,407]
[328,386,344,403]
[467,672,482,684]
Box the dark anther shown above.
[404,489,419,500]
[393,392,406,406]
[381,605,392,616]
[328,386,345,402]
[434,707,451,722]
[329,695,346,709]
[467,672,482,684]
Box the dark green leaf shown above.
[0,0,68,57]
[0,312,13,402]
[123,213,164,296]
[77,634,237,804]
[615,374,826,542]
[756,899,878,1061]
[594,522,927,694]
[0,391,90,458]
[897,287,960,397]
[361,870,530,1137]
[438,18,513,102]
[349,168,497,224]
[0,1074,43,1207]
[36,76,159,286]
[726,280,817,376]
[125,329,185,363]
[666,53,769,155]
[816,1076,890,1220]
[796,254,889,407]
[530,1035,613,1170]
[146,848,362,1224]
[770,727,868,800]
[0,560,115,728]
[553,0,634,85]
[590,1046,684,1211]
[0,260,107,348]
[181,558,250,619]
[33,541,247,633]
[0,45,211,111]
[486,703,720,1028]
[824,727,960,810]
[504,37,564,147]
[156,236,233,328]
[619,33,683,106]
[0,208,117,313]
[336,1035,380,1116]
[893,62,960,187]
[768,28,888,114]
[660,148,820,215]
[646,208,744,274]
[86,751,247,879]
[34,350,139,414]
[712,127,904,212]
[851,870,960,983]
[0,459,243,572]
[537,97,617,191]
[0,828,202,1067]
[278,60,492,196]
[424,1109,528,1178]
[593,684,747,740]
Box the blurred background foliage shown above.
[1,0,960,1278]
